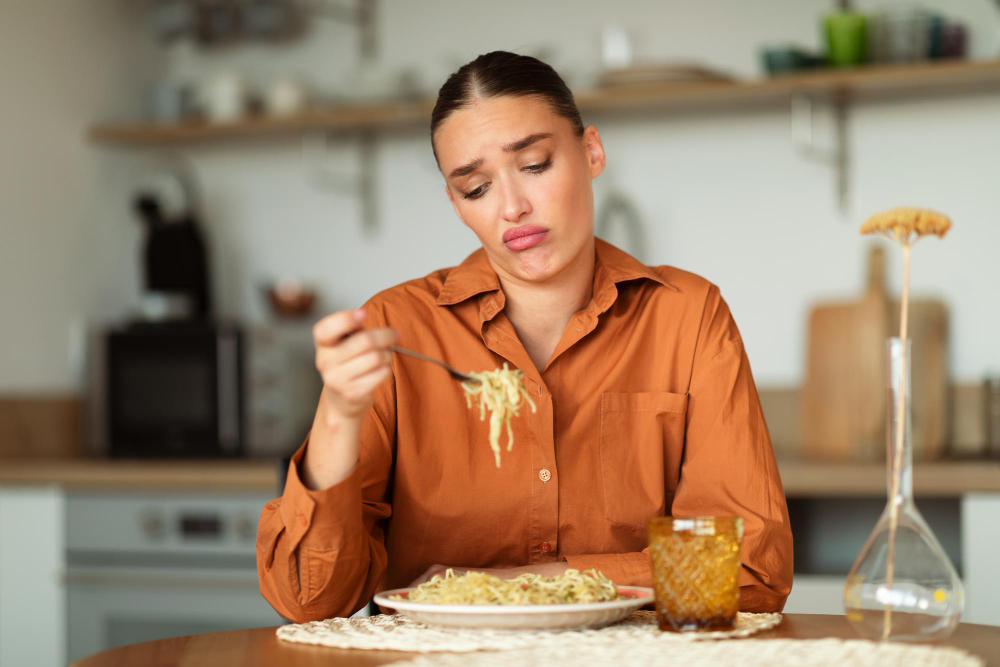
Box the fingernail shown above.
[354,308,367,322]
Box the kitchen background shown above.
[2,0,1000,665]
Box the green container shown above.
[825,10,868,66]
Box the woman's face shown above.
[434,95,606,284]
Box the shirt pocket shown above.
[599,391,689,529]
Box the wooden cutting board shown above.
[800,246,949,461]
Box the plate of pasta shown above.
[373,568,653,630]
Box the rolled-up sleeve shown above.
[256,309,396,623]
[670,285,793,612]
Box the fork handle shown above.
[389,345,476,382]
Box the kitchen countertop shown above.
[1,456,998,496]
[778,458,1000,497]
[0,457,280,491]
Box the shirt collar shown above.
[434,238,677,312]
[434,247,501,307]
[593,238,677,292]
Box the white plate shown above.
[373,586,654,630]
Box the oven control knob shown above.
[140,511,165,539]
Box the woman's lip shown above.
[504,231,547,251]
[502,225,548,243]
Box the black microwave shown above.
[88,321,244,458]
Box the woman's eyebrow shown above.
[448,133,554,180]
[449,158,483,180]
[502,132,553,152]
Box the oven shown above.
[64,490,285,663]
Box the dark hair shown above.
[430,51,584,164]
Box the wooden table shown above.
[72,614,999,666]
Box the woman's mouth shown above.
[502,225,548,251]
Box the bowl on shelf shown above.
[261,280,317,318]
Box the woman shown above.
[257,51,793,623]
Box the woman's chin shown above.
[513,249,561,282]
[486,242,565,283]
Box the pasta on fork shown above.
[461,362,537,468]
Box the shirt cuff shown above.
[562,551,653,587]
[737,567,788,612]
[278,440,363,552]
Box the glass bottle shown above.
[843,338,964,640]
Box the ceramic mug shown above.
[265,78,308,116]
[204,72,246,123]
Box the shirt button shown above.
[539,542,552,553]
[538,468,551,482]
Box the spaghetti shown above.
[462,362,537,467]
[400,568,621,605]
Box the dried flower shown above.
[859,207,952,243]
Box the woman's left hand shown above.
[408,562,570,587]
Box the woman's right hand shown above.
[312,308,399,422]
[302,308,398,490]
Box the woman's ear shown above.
[582,125,606,179]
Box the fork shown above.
[390,345,479,383]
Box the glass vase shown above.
[843,338,964,640]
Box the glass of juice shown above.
[647,516,744,632]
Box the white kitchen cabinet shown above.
[0,486,66,667]
[963,493,1000,626]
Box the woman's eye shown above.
[524,159,553,173]
[460,161,551,200]
[463,183,489,200]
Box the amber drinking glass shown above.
[647,516,744,632]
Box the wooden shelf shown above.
[89,99,436,145]
[89,59,1000,146]
[779,459,1000,498]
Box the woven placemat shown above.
[276,610,781,652]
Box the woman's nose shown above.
[499,177,531,223]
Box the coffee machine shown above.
[132,165,212,321]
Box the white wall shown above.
[3,0,999,392]
[0,0,164,393]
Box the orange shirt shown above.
[257,240,793,623]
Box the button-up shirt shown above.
[257,239,793,622]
